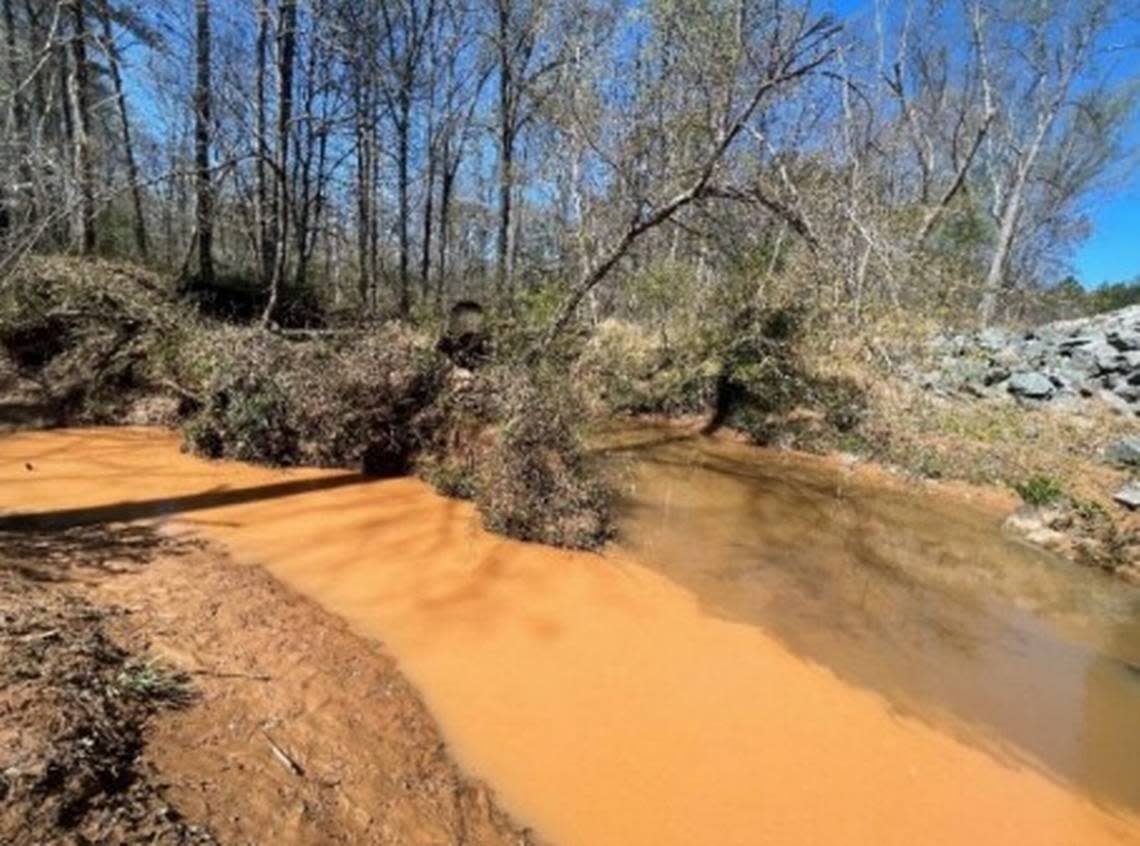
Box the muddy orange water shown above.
[2,426,1139,846]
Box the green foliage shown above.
[184,358,299,464]
[414,364,614,549]
[932,196,994,254]
[1014,474,1066,506]
[1087,279,1140,313]
[116,660,193,707]
[577,294,866,452]
[418,454,479,499]
[1071,496,1108,524]
[1032,275,1140,321]
[576,319,715,414]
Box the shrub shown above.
[181,270,326,328]
[474,371,613,549]
[575,319,717,415]
[414,369,496,498]
[1015,474,1066,506]
[0,255,192,421]
[575,306,866,452]
[1,256,616,551]
[414,364,614,549]
[178,326,446,471]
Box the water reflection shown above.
[606,425,1140,813]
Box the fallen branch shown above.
[157,378,204,405]
[262,729,304,777]
[188,668,271,682]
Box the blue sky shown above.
[1074,191,1140,286]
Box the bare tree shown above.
[488,0,564,298]
[263,0,297,325]
[66,0,95,254]
[95,0,148,259]
[0,0,1131,330]
[194,0,214,285]
[538,5,842,350]
[976,0,1114,323]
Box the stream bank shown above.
[0,519,533,845]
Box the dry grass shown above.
[801,331,1139,575]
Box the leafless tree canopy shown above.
[0,0,1136,331]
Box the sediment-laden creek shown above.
[1,426,1138,845]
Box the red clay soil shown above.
[0,524,534,845]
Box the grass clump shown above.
[117,660,194,707]
[1014,474,1066,506]
[577,306,866,452]
[575,318,716,415]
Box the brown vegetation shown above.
[0,256,615,550]
[0,525,211,844]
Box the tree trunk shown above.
[254,0,272,284]
[396,93,410,316]
[437,145,456,308]
[2,0,23,240]
[977,114,1056,325]
[66,0,95,255]
[2,0,23,131]
[97,5,148,260]
[353,64,374,308]
[420,114,436,297]
[294,22,327,296]
[495,0,514,298]
[264,0,297,326]
[497,116,514,297]
[194,0,214,286]
[20,0,47,235]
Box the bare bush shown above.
[179,326,446,472]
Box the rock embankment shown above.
[919,305,1140,415]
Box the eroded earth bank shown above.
[0,507,533,844]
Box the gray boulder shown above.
[978,327,1012,351]
[1097,389,1134,415]
[1106,437,1140,467]
[982,367,1010,386]
[1114,383,1140,403]
[1049,367,1093,396]
[1114,482,1140,510]
[1008,371,1054,400]
[917,305,1140,414]
[1020,340,1047,362]
[1107,329,1140,352]
[1068,342,1124,375]
[1057,335,1096,350]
